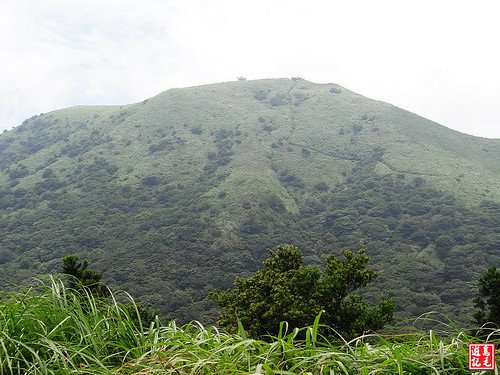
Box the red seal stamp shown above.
[468,343,496,371]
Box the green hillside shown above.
[0,78,498,325]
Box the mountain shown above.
[0,78,498,325]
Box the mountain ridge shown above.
[0,78,498,326]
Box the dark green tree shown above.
[473,266,500,327]
[62,255,109,298]
[210,244,393,339]
[318,249,394,338]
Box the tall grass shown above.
[0,277,498,374]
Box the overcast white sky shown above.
[1,0,499,138]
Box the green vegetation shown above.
[1,277,498,374]
[473,266,500,327]
[0,78,498,327]
[62,254,109,298]
[211,245,393,339]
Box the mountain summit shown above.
[0,78,498,324]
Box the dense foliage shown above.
[62,254,109,297]
[211,244,393,339]
[473,266,500,327]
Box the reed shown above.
[0,277,498,374]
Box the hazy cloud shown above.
[1,0,499,138]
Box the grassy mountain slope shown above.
[0,78,498,325]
